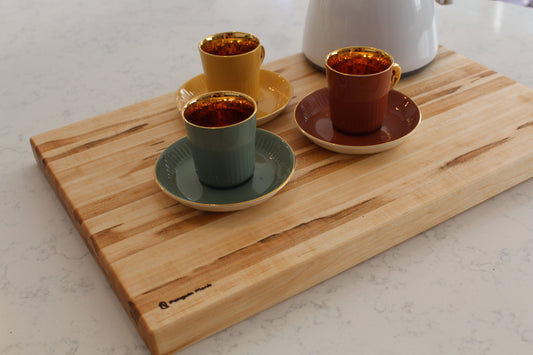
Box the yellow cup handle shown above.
[259,45,265,64]
[390,63,401,90]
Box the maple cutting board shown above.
[30,47,533,355]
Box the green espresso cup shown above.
[182,91,257,188]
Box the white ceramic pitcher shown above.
[302,0,453,73]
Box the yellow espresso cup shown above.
[199,32,265,100]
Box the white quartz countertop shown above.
[2,0,533,354]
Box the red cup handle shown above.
[390,63,401,90]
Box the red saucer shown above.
[294,88,421,154]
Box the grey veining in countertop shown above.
[2,0,533,354]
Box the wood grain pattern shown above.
[30,47,533,355]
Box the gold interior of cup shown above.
[327,47,393,75]
[200,32,260,56]
[184,93,256,128]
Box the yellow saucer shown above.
[176,69,293,126]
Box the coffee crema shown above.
[201,37,259,56]
[184,97,255,128]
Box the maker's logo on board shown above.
[158,283,212,310]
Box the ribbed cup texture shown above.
[183,92,257,189]
[192,140,255,188]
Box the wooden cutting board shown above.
[30,47,533,355]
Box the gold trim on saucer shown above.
[176,69,293,126]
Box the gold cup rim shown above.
[181,91,258,130]
[199,31,262,58]
[325,46,395,77]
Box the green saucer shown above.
[155,129,295,212]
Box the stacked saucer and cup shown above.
[295,46,421,154]
[155,32,295,212]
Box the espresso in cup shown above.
[327,51,393,75]
[199,32,265,100]
[200,35,260,56]
[182,91,257,189]
[326,46,401,135]
[184,95,255,128]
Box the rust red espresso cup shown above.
[326,46,401,135]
